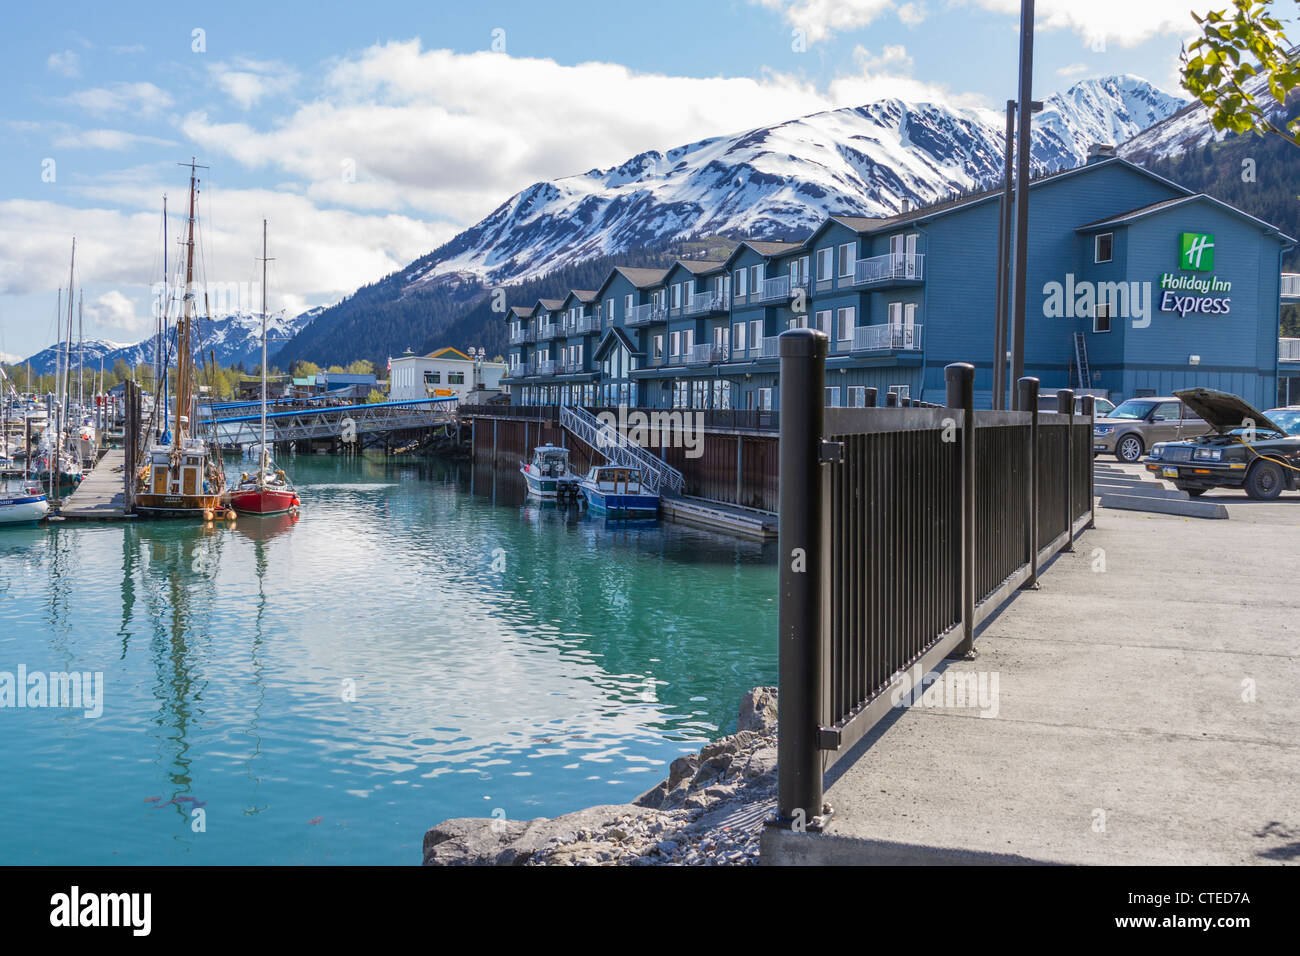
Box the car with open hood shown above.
[1091,396,1210,462]
[1144,390,1300,500]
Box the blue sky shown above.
[0,1,1246,358]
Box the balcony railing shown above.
[537,323,558,341]
[536,360,558,376]
[626,303,653,326]
[509,328,536,345]
[687,343,729,365]
[1281,337,1300,362]
[573,315,599,334]
[752,275,793,304]
[683,291,728,316]
[760,336,781,359]
[560,360,586,374]
[852,323,923,352]
[852,253,925,286]
[1281,274,1299,299]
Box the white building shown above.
[388,347,508,404]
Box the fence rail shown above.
[771,329,1094,829]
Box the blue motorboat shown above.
[578,466,659,519]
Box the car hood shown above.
[1174,388,1285,436]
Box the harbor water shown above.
[0,455,777,864]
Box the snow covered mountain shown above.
[408,75,1185,291]
[19,308,319,376]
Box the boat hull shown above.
[0,494,50,526]
[134,492,225,518]
[228,487,299,516]
[580,486,660,519]
[521,467,579,500]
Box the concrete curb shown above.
[1098,492,1229,519]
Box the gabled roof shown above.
[427,346,471,361]
[1075,193,1298,243]
[674,258,726,275]
[530,298,564,317]
[722,240,805,270]
[560,289,598,308]
[509,305,531,319]
[594,265,670,298]
[592,326,643,360]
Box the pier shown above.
[57,446,131,521]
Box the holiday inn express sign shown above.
[1160,232,1232,317]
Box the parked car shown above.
[1264,406,1300,436]
[1092,396,1211,462]
[1037,392,1115,417]
[1145,390,1300,500]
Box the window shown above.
[751,264,764,292]
[888,301,903,326]
[816,247,834,282]
[1153,401,1181,422]
[448,371,465,385]
[682,328,694,351]
[824,387,841,407]
[669,331,680,357]
[888,384,910,400]
[671,283,681,309]
[1095,232,1113,264]
[734,268,747,297]
[815,309,832,335]
[838,243,855,277]
[1094,302,1112,334]
[734,323,747,352]
[836,306,855,341]
[625,293,633,314]
[848,386,866,407]
[750,320,763,351]
[904,303,917,328]
[757,387,773,411]
[424,371,441,384]
[653,334,664,362]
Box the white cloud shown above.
[971,0,1196,49]
[754,0,896,44]
[63,82,174,117]
[84,290,149,335]
[1056,62,1089,78]
[210,58,298,110]
[51,128,177,151]
[897,2,928,27]
[854,44,914,74]
[46,50,80,77]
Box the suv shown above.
[1037,392,1115,417]
[1093,396,1211,463]
[1145,391,1300,500]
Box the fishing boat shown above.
[134,160,228,518]
[0,480,49,527]
[225,220,300,518]
[577,465,660,518]
[519,444,580,501]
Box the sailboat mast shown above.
[177,163,198,446]
[78,290,84,411]
[259,219,271,481]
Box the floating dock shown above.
[57,447,132,521]
[660,495,776,540]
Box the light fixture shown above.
[1189,354,1201,366]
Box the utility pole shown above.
[1009,0,1035,408]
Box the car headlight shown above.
[1094,425,1115,435]
[1150,443,1165,458]
[1193,447,1222,461]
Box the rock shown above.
[737,686,778,735]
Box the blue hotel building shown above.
[503,154,1298,411]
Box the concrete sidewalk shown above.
[763,482,1300,865]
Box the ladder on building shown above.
[1072,332,1091,390]
[559,404,685,497]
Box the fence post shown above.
[864,387,877,408]
[1057,388,1075,552]
[773,328,829,829]
[946,363,976,658]
[1018,377,1040,589]
[885,391,898,407]
[1080,395,1096,529]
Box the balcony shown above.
[852,253,924,286]
[683,291,729,316]
[761,336,781,359]
[537,323,558,341]
[573,315,599,335]
[1281,338,1300,362]
[1282,274,1300,300]
[751,275,794,304]
[560,360,586,374]
[686,343,729,365]
[852,323,923,352]
[536,360,558,376]
[509,328,536,345]
[626,303,653,327]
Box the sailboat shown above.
[227,220,300,517]
[134,159,228,518]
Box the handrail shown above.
[559,404,685,496]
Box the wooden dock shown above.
[661,495,776,540]
[57,447,132,521]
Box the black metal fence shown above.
[462,404,779,432]
[773,330,1094,828]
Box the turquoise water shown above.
[0,455,777,864]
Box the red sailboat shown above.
[227,220,301,518]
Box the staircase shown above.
[1072,332,1091,390]
[559,405,685,497]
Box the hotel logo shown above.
[1179,232,1215,271]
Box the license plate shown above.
[1161,467,1179,478]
